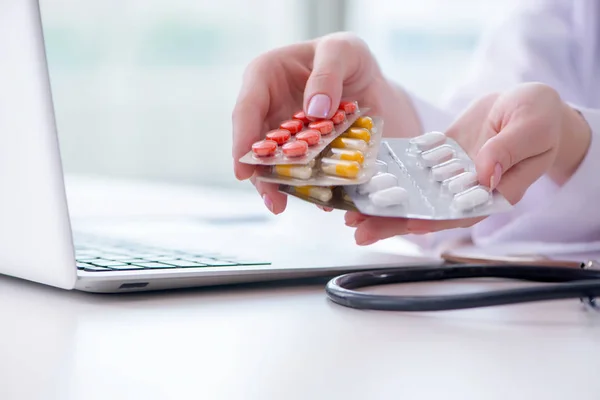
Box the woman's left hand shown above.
[345,82,592,246]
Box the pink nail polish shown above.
[307,94,331,119]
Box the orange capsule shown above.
[339,101,358,114]
[308,120,334,135]
[296,129,321,146]
[282,140,308,158]
[280,119,304,134]
[252,140,278,157]
[331,109,346,124]
[266,129,291,145]
[293,110,310,125]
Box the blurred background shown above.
[39,0,519,190]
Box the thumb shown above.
[303,34,362,120]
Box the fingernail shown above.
[262,194,274,213]
[307,94,331,119]
[490,163,502,190]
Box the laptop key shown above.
[98,254,141,261]
[183,257,239,266]
[147,256,181,262]
[90,260,130,267]
[83,265,112,272]
[107,264,145,270]
[76,262,94,270]
[159,260,205,268]
[130,262,178,269]
[129,253,170,259]
[112,258,146,263]
[76,257,101,262]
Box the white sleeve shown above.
[401,0,593,250]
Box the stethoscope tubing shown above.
[325,264,600,311]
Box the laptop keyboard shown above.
[74,239,270,272]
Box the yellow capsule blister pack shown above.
[256,116,384,187]
[278,185,358,211]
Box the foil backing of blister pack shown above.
[345,137,513,220]
[238,108,369,166]
[256,117,384,187]
[279,185,358,211]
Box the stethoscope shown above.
[325,252,600,311]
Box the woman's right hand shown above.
[232,32,422,214]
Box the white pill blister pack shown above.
[345,133,513,220]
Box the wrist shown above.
[550,102,592,185]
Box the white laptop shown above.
[0,0,436,293]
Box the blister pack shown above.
[256,116,385,186]
[238,101,368,166]
[345,133,513,219]
[278,185,358,211]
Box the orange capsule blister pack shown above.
[256,116,384,187]
[238,102,367,166]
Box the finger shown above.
[232,69,270,180]
[354,217,410,246]
[354,216,482,246]
[474,120,556,191]
[303,33,365,120]
[316,205,334,212]
[251,177,288,214]
[344,211,367,227]
[495,150,555,204]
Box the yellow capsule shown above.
[330,137,368,153]
[343,127,371,143]
[352,116,374,131]
[342,191,354,203]
[294,186,333,202]
[328,148,365,164]
[273,164,312,180]
[320,158,361,179]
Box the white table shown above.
[1,177,599,400]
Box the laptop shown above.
[0,0,437,293]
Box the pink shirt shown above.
[406,0,600,248]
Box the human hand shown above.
[232,33,422,214]
[346,82,592,245]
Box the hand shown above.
[232,33,422,214]
[346,82,592,245]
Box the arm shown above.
[401,0,599,248]
[472,105,599,245]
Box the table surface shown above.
[2,176,600,400]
